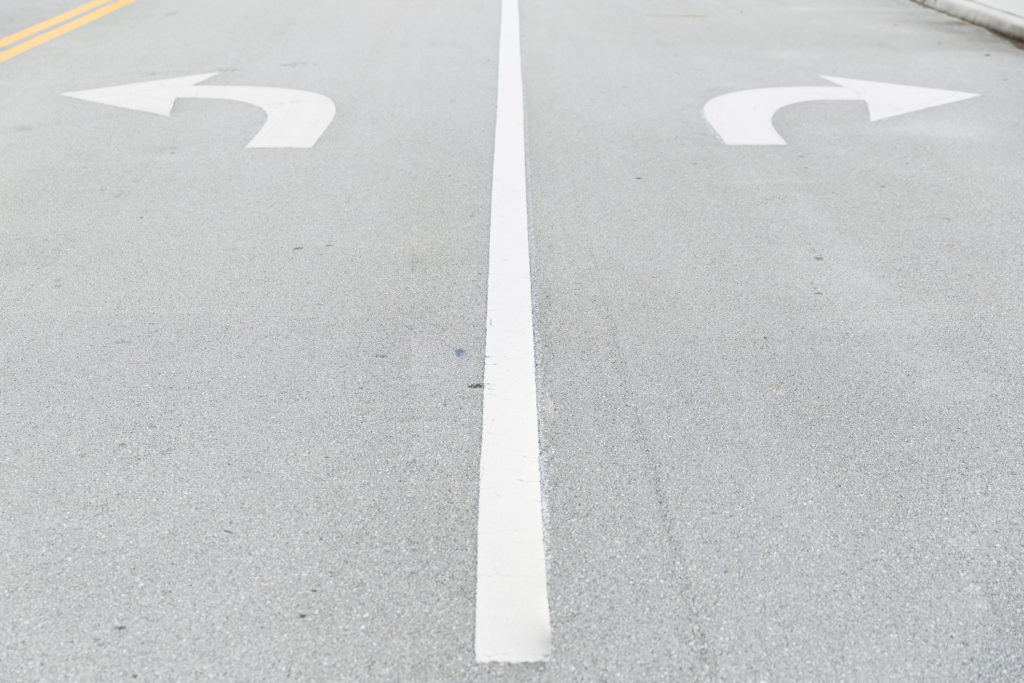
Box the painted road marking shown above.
[0,0,138,65]
[63,73,337,148]
[475,0,552,665]
[0,0,110,49]
[704,75,978,145]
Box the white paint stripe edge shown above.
[474,0,552,664]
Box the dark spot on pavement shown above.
[814,255,824,261]
[455,348,467,358]
[114,626,126,631]
[293,246,303,250]
[469,383,484,389]
[299,613,307,618]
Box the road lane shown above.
[1,0,501,678]
[2,0,1024,678]
[523,0,1024,678]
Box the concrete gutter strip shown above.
[913,0,1024,41]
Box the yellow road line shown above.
[0,0,138,65]
[0,0,113,50]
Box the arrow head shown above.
[820,75,978,122]
[63,72,220,116]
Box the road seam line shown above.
[474,0,552,665]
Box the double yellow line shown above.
[0,0,138,65]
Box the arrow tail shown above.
[182,86,336,148]
[703,86,857,146]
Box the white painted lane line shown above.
[475,0,551,664]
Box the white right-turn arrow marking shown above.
[703,75,978,146]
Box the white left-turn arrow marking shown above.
[63,72,336,148]
[704,75,978,146]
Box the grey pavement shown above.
[2,0,1024,679]
[526,0,1024,677]
[2,0,497,678]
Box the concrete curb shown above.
[913,0,1024,42]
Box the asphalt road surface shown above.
[2,0,1023,679]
